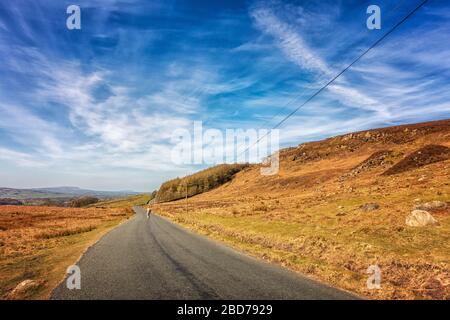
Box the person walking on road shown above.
[146,207,151,219]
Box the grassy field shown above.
[89,193,152,208]
[0,205,133,299]
[152,120,450,300]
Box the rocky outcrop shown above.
[7,279,42,299]
[383,145,450,176]
[406,210,438,227]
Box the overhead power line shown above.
[239,0,430,158]
[256,0,409,131]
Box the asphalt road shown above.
[52,207,358,299]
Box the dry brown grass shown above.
[152,119,450,300]
[90,193,152,208]
[0,205,133,299]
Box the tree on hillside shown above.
[69,196,99,208]
[155,163,249,203]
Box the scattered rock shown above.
[406,210,438,227]
[414,201,447,211]
[7,279,41,299]
[343,150,401,179]
[360,203,380,211]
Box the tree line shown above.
[155,164,249,203]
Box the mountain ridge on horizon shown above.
[0,186,140,201]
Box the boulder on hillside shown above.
[360,203,380,211]
[406,210,438,227]
[7,279,41,299]
[414,201,447,211]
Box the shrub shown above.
[69,196,99,208]
[0,198,23,205]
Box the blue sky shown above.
[0,0,449,191]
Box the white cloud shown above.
[251,7,331,76]
[1,0,449,191]
[0,147,45,168]
[249,4,387,118]
[34,62,197,164]
[0,46,254,189]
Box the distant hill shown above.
[0,186,139,201]
[32,187,139,198]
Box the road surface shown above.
[52,207,358,299]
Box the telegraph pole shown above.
[185,182,188,215]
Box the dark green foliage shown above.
[69,196,99,208]
[155,164,249,203]
[0,198,23,205]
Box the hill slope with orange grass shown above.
[152,119,450,300]
[0,206,133,299]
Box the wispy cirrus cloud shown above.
[0,0,449,191]
[246,0,450,143]
[0,147,46,168]
[250,6,331,76]
[249,4,389,117]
